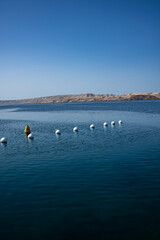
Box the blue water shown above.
[0,101,160,240]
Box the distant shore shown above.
[0,92,160,105]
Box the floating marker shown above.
[73,126,78,132]
[24,125,31,135]
[28,133,34,139]
[90,124,95,129]
[118,120,122,124]
[55,129,61,135]
[103,122,108,127]
[0,137,7,143]
[111,121,115,126]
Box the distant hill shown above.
[0,92,160,105]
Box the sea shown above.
[0,100,160,240]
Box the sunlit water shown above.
[0,101,160,240]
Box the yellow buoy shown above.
[24,125,31,135]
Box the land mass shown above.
[0,92,160,105]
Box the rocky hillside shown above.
[0,92,160,105]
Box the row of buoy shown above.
[55,120,122,135]
[0,120,123,143]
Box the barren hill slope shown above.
[0,92,160,105]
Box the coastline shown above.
[0,92,160,105]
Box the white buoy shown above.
[111,121,115,126]
[103,122,108,127]
[73,126,78,132]
[55,129,61,135]
[28,133,34,139]
[0,137,7,143]
[90,124,95,129]
[118,120,123,125]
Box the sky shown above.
[0,0,160,100]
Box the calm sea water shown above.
[0,101,160,240]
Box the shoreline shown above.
[0,92,160,105]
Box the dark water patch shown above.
[0,101,160,239]
[0,100,160,114]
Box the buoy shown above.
[118,120,122,124]
[103,122,108,127]
[0,137,7,143]
[73,126,78,132]
[24,125,31,135]
[55,129,61,135]
[90,124,95,129]
[28,133,34,139]
[111,121,115,126]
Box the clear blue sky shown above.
[0,0,160,100]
